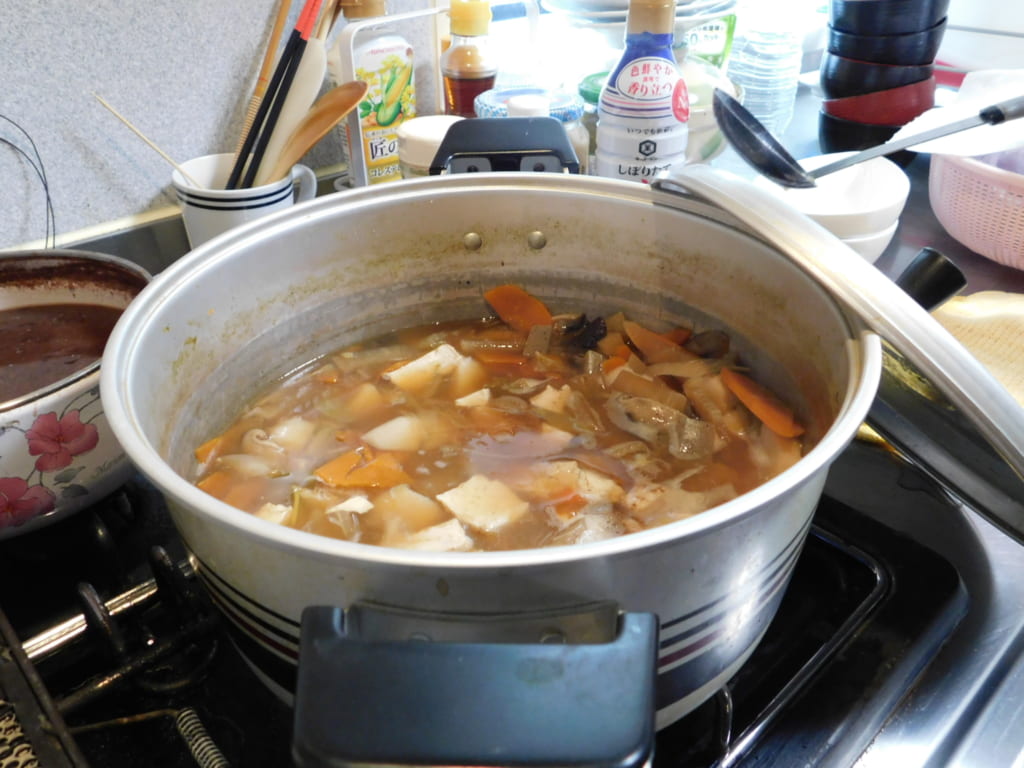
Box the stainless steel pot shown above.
[101,172,881,728]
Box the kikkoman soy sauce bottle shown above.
[595,0,689,182]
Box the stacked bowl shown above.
[819,0,948,157]
[754,152,911,263]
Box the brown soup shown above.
[0,304,123,403]
[191,286,806,552]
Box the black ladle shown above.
[712,88,1024,188]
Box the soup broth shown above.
[0,303,123,404]
[191,285,806,552]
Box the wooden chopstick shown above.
[233,0,294,157]
[93,93,202,186]
[226,0,323,189]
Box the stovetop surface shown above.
[0,438,1000,768]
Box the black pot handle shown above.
[892,247,967,312]
[867,248,1024,531]
[292,603,658,768]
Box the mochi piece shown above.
[390,519,475,552]
[328,495,374,514]
[383,344,465,394]
[519,460,625,505]
[530,384,573,413]
[342,382,388,421]
[362,415,426,451]
[624,476,737,526]
[254,502,293,526]
[374,485,449,532]
[552,512,626,546]
[450,356,489,399]
[455,387,491,407]
[436,474,530,532]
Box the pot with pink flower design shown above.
[0,250,149,537]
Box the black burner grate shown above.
[0,443,967,768]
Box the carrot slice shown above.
[602,356,627,374]
[315,448,411,488]
[194,436,222,465]
[193,420,254,464]
[197,470,234,499]
[484,285,553,332]
[471,348,529,366]
[548,493,589,521]
[342,453,412,488]
[662,327,692,345]
[314,450,364,485]
[623,320,695,364]
[197,471,267,510]
[720,368,804,438]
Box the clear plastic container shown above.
[725,0,805,137]
[396,115,464,178]
[475,87,590,174]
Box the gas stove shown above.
[3,434,1022,768]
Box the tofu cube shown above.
[362,415,426,451]
[530,384,573,413]
[383,344,465,394]
[391,519,475,552]
[436,474,530,533]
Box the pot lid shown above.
[654,164,1024,544]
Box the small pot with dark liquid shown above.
[0,250,149,538]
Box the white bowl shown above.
[841,219,900,263]
[753,152,910,239]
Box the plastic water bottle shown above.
[595,0,690,183]
[725,0,805,137]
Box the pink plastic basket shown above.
[929,152,1024,269]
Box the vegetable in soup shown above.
[191,285,805,551]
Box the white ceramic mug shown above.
[171,153,317,248]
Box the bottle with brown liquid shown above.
[441,0,498,118]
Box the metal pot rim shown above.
[102,173,883,570]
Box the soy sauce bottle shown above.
[441,0,499,118]
[595,0,689,182]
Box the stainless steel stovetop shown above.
[4,116,1024,766]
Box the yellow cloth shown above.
[933,290,1024,406]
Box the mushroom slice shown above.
[604,393,715,460]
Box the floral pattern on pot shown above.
[0,385,123,532]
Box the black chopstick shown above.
[226,0,322,189]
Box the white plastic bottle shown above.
[725,0,805,137]
[595,0,689,183]
[328,0,415,185]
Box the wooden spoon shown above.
[260,80,368,184]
